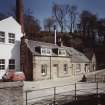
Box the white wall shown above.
[0,17,23,78]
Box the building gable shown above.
[0,17,21,32]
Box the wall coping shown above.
[0,81,23,89]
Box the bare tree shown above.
[44,17,55,32]
[52,3,67,33]
[66,5,78,33]
[79,10,97,48]
[7,6,41,34]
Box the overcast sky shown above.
[0,0,105,26]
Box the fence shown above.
[24,82,105,105]
[86,74,105,83]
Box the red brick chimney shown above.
[16,0,24,34]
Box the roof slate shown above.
[25,39,89,63]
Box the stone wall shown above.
[33,56,91,81]
[0,81,23,105]
[33,56,72,81]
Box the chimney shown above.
[54,25,57,45]
[16,0,24,34]
[59,37,63,47]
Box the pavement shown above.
[23,74,84,91]
[24,69,105,91]
[23,75,83,105]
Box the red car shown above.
[2,70,25,81]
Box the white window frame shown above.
[41,48,52,55]
[64,64,68,74]
[41,48,46,55]
[46,48,52,55]
[0,31,5,43]
[41,64,47,76]
[0,59,5,70]
[8,33,15,44]
[58,49,66,56]
[9,59,15,70]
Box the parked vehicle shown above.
[2,70,25,81]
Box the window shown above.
[76,64,81,72]
[0,59,5,70]
[8,33,15,43]
[46,49,52,55]
[41,48,52,55]
[9,59,15,70]
[41,64,47,75]
[0,31,5,43]
[58,49,66,56]
[64,64,68,73]
[41,48,46,55]
[71,64,74,75]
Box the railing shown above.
[24,82,105,105]
[86,74,105,83]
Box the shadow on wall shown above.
[10,41,21,71]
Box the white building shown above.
[0,17,23,79]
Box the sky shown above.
[0,0,105,27]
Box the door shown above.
[52,64,58,79]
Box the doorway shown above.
[52,64,58,79]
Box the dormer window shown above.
[41,48,52,55]
[58,49,66,56]
[47,49,51,54]
[41,48,46,54]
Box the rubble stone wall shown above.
[0,81,23,105]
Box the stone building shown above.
[20,38,93,81]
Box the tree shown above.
[79,11,98,48]
[44,17,55,32]
[66,5,78,33]
[52,3,67,33]
[0,12,7,20]
[7,6,41,34]
[24,9,41,33]
[97,19,105,44]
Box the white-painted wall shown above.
[0,17,23,79]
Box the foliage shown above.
[44,17,55,32]
[66,5,78,33]
[52,3,67,33]
[24,14,41,34]
[0,12,7,20]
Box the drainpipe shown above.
[50,56,51,79]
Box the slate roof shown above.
[25,39,89,63]
[65,47,90,63]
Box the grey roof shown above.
[64,47,90,63]
[25,39,61,56]
[25,39,89,63]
